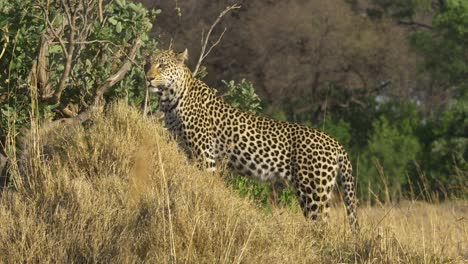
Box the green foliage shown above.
[227,176,270,207]
[0,0,158,145]
[1,1,47,149]
[417,93,468,198]
[333,98,378,152]
[358,115,421,201]
[342,0,468,201]
[222,79,262,114]
[320,117,352,148]
[227,175,298,210]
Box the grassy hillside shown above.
[0,103,465,263]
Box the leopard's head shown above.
[146,49,189,95]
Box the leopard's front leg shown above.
[185,128,217,172]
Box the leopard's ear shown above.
[176,48,188,63]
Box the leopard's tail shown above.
[338,149,359,233]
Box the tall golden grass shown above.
[0,103,466,263]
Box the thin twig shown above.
[61,0,73,28]
[202,27,227,62]
[74,0,97,61]
[193,3,241,76]
[0,27,9,61]
[41,4,68,57]
[51,39,119,46]
[143,71,149,116]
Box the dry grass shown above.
[0,103,466,263]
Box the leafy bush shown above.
[0,0,158,149]
[417,92,467,198]
[226,176,271,207]
[222,79,262,114]
[358,115,421,202]
[320,117,352,148]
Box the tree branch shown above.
[53,2,78,105]
[193,3,241,76]
[202,27,227,62]
[38,38,141,133]
[398,20,433,30]
[44,16,68,56]
[93,38,141,105]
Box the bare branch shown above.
[53,29,75,104]
[337,97,366,108]
[193,3,241,76]
[51,39,118,46]
[433,0,447,11]
[61,0,73,28]
[376,80,392,91]
[93,38,141,105]
[73,0,97,69]
[202,27,227,62]
[53,0,80,105]
[398,20,433,30]
[40,2,68,57]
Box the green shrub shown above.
[222,79,262,114]
[0,0,158,146]
[320,117,352,148]
[358,115,421,202]
[417,92,467,199]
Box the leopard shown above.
[146,49,359,232]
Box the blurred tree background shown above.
[1,0,466,202]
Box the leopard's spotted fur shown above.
[146,49,359,231]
